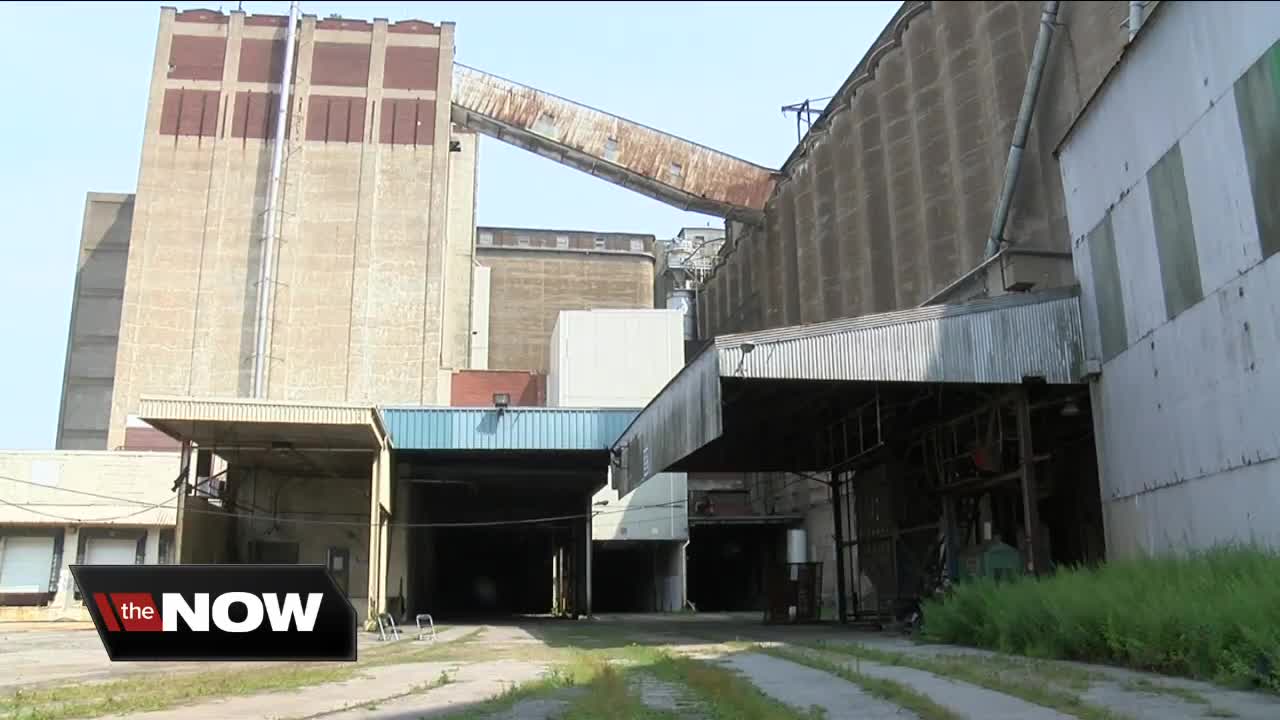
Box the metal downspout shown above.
[1128,1,1145,41]
[982,1,1061,259]
[250,1,300,398]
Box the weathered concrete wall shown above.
[443,127,479,373]
[226,469,372,619]
[108,9,467,448]
[57,194,135,450]
[477,228,655,373]
[178,496,233,564]
[699,0,1130,335]
[1058,2,1280,557]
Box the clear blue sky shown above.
[0,1,899,450]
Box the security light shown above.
[740,342,756,354]
[493,393,510,409]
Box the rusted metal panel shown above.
[451,64,776,222]
[384,46,439,91]
[312,42,370,88]
[168,35,226,81]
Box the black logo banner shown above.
[71,564,357,662]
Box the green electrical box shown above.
[958,540,1023,582]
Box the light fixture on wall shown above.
[493,392,510,417]
[1060,400,1081,418]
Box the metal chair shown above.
[375,612,400,642]
[415,613,437,642]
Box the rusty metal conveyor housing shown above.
[452,64,777,223]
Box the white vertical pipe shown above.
[251,1,300,398]
[1128,1,1144,42]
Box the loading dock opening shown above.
[380,408,641,622]
[398,466,590,618]
[686,523,787,612]
[590,540,683,613]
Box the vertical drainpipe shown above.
[1128,1,1144,41]
[251,1,300,398]
[983,1,1061,259]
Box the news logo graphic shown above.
[71,564,356,662]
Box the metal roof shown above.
[611,288,1086,494]
[714,286,1085,384]
[381,407,640,452]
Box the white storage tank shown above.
[786,528,808,564]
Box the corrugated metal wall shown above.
[698,0,1129,335]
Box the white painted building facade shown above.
[1059,1,1280,557]
[0,452,178,619]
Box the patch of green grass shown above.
[559,664,681,720]
[802,641,1129,720]
[1205,706,1240,718]
[760,646,960,720]
[921,545,1280,690]
[646,651,825,720]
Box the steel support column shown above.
[831,475,848,623]
[584,497,593,618]
[1014,387,1044,575]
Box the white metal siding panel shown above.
[1108,178,1166,345]
[0,537,55,592]
[1059,1,1280,237]
[554,310,683,409]
[1180,98,1265,293]
[1096,253,1280,555]
[1071,236,1104,363]
[1104,460,1280,557]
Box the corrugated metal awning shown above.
[611,288,1086,495]
[381,407,639,451]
